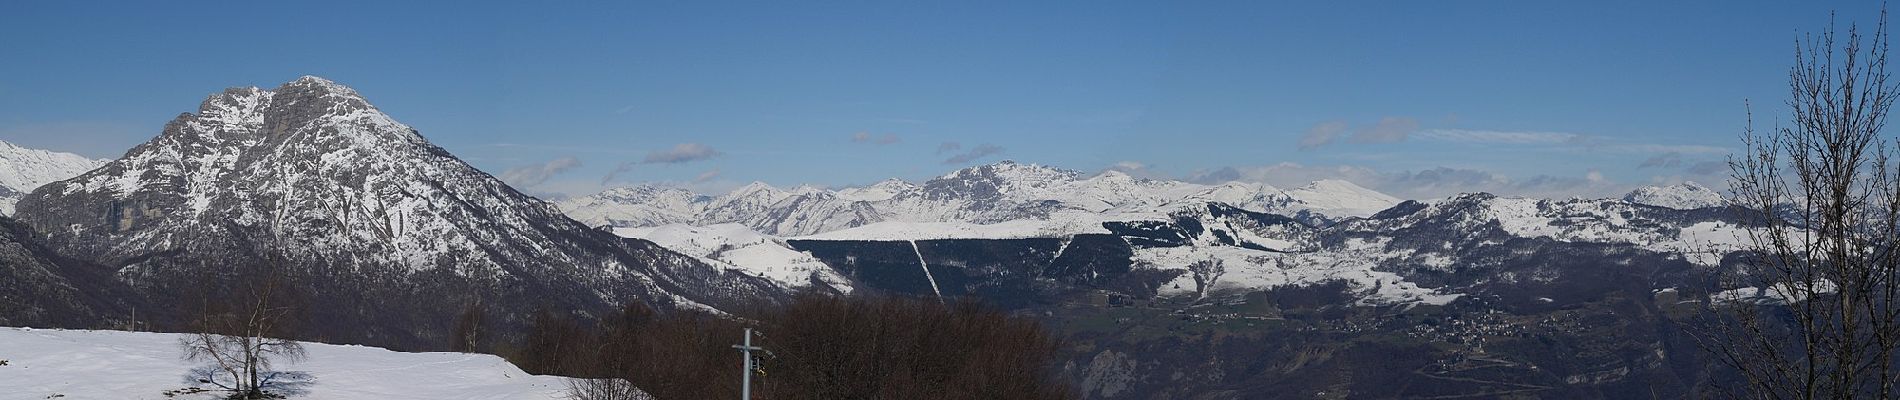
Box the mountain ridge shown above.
[560,160,1410,236]
[13,76,785,348]
[0,140,104,215]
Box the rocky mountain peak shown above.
[15,77,784,348]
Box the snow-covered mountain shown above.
[0,140,103,215]
[1622,181,1727,210]
[0,327,603,400]
[561,155,1749,307]
[12,77,784,347]
[558,185,706,228]
[560,161,1403,237]
[613,223,852,293]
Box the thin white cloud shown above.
[1638,152,1684,168]
[1187,162,1629,200]
[1104,161,1170,179]
[489,143,645,155]
[943,144,1006,164]
[936,141,963,155]
[1297,121,1349,150]
[1613,144,1731,155]
[851,132,901,145]
[1413,129,1581,144]
[1348,117,1418,144]
[601,162,635,185]
[1686,161,1729,176]
[1415,129,1731,156]
[693,169,722,183]
[499,157,582,188]
[642,143,722,164]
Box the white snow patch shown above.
[614,224,852,293]
[0,327,586,400]
[795,217,1112,241]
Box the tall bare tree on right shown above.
[1708,8,1900,399]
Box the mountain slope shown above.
[0,140,103,215]
[13,77,783,348]
[0,216,134,328]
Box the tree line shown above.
[497,292,1077,400]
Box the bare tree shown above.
[563,378,655,400]
[1705,7,1900,399]
[451,299,486,353]
[179,265,308,399]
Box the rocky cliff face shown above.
[13,76,784,348]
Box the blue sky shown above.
[0,1,1886,199]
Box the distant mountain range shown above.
[562,159,1741,305]
[0,140,103,215]
[0,76,1757,397]
[560,152,1747,397]
[560,161,1404,237]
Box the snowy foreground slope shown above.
[0,327,577,400]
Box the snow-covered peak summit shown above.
[1623,181,1727,210]
[0,140,103,192]
[836,178,920,202]
[723,181,787,200]
[0,140,105,215]
[595,184,703,202]
[924,160,1083,202]
[284,75,363,97]
[936,160,1080,182]
[1281,179,1402,216]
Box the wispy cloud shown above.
[500,157,582,188]
[488,143,646,155]
[1686,161,1728,175]
[1413,129,1581,144]
[1187,162,1629,200]
[935,141,963,155]
[1639,152,1684,168]
[943,143,1006,164]
[1614,144,1730,155]
[1349,117,1418,144]
[1414,129,1731,155]
[596,143,725,184]
[601,162,635,185]
[1297,117,1419,150]
[693,169,722,183]
[851,132,901,145]
[642,143,722,164]
[1297,121,1349,150]
[1103,161,1169,179]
